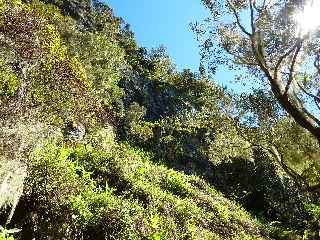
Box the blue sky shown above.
[105,0,207,72]
[104,0,247,92]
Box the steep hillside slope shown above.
[2,0,318,239]
[0,0,271,239]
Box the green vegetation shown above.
[0,0,319,239]
[0,59,19,97]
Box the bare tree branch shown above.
[285,40,303,95]
[291,89,320,126]
[226,0,252,37]
[198,0,320,142]
[297,82,320,112]
[274,41,300,77]
[268,146,309,190]
[249,0,256,34]
[313,54,320,81]
[231,118,316,192]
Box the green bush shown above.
[7,134,266,239]
[0,60,19,97]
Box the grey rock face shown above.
[63,122,86,141]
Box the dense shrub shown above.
[17,139,266,239]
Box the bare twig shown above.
[226,0,252,37]
[297,82,320,112]
[274,41,300,78]
[229,115,320,192]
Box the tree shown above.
[195,0,320,142]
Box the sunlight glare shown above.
[295,0,320,36]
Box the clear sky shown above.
[104,0,248,92]
[104,0,208,72]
